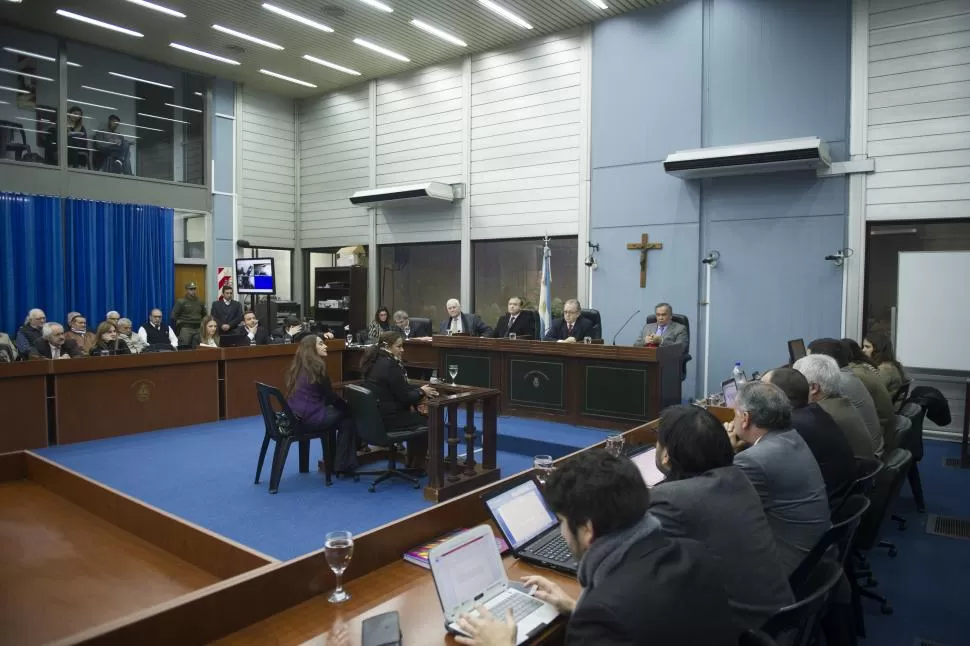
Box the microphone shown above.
[612,309,641,346]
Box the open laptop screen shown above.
[484,480,558,550]
[788,338,807,364]
[629,447,666,487]
[430,530,505,616]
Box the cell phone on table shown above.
[362,610,401,646]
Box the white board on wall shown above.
[896,251,970,372]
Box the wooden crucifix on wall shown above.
[626,233,663,288]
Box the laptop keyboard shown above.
[490,592,544,622]
[534,534,572,562]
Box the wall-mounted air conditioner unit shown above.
[350,182,457,206]
[663,137,831,179]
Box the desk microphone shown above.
[612,309,641,346]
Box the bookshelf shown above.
[314,267,367,335]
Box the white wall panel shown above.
[866,2,970,221]
[239,85,295,247]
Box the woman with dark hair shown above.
[88,321,131,356]
[649,404,793,630]
[863,331,905,398]
[843,337,879,382]
[360,331,437,468]
[286,334,357,473]
[366,306,391,343]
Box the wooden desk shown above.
[425,384,501,502]
[52,352,221,444]
[58,421,659,645]
[0,361,49,452]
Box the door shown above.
[175,265,206,304]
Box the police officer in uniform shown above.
[171,281,207,347]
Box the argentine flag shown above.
[538,241,552,337]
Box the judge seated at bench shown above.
[543,299,594,343]
[29,323,84,359]
[491,296,535,338]
[393,310,433,340]
[634,303,688,348]
[440,299,492,336]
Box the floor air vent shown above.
[943,456,969,469]
[925,514,970,540]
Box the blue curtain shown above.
[65,199,174,328]
[0,192,66,335]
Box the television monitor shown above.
[235,258,276,295]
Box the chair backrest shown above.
[521,309,541,338]
[892,414,912,453]
[763,559,844,646]
[645,313,691,352]
[898,400,926,460]
[788,495,870,591]
[410,317,432,335]
[855,448,913,550]
[579,309,602,339]
[845,456,884,499]
[344,383,393,446]
[893,378,912,404]
[255,381,301,440]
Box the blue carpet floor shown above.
[37,416,607,561]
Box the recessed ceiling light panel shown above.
[262,3,334,33]
[81,85,144,100]
[302,54,361,76]
[169,42,241,65]
[2,46,55,62]
[353,38,410,62]
[410,19,467,47]
[125,0,186,18]
[109,72,173,88]
[55,9,145,37]
[0,67,54,81]
[212,24,284,50]
[478,0,533,29]
[358,0,393,12]
[259,68,318,88]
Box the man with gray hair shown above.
[117,318,147,354]
[543,298,595,342]
[794,354,874,459]
[392,310,432,339]
[730,381,830,576]
[15,308,47,355]
[635,302,689,348]
[440,298,492,336]
[29,323,84,359]
[106,311,121,325]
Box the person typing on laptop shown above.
[456,450,739,646]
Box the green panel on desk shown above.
[509,359,565,410]
[443,352,491,388]
[584,364,649,420]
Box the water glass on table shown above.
[605,434,625,458]
[324,530,354,603]
[448,363,459,385]
[509,332,517,340]
[534,455,554,486]
[583,336,592,344]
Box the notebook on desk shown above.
[482,479,578,575]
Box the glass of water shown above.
[448,363,459,385]
[534,455,554,486]
[508,332,517,341]
[583,336,592,344]
[346,334,353,346]
[605,434,625,458]
[324,530,354,604]
[430,368,439,383]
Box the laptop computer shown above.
[429,525,559,644]
[219,333,252,348]
[482,479,578,575]
[788,338,807,365]
[721,377,739,407]
[628,446,666,487]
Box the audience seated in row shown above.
[793,354,875,459]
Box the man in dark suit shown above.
[240,311,270,345]
[793,354,875,458]
[763,367,856,504]
[543,299,594,342]
[490,297,535,338]
[29,323,84,359]
[393,310,432,339]
[211,284,243,334]
[730,381,830,576]
[649,405,794,631]
[456,450,739,646]
[440,299,492,336]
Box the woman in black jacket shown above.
[360,331,437,468]
[88,321,132,356]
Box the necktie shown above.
[658,326,666,336]
[509,316,516,328]
[567,322,573,334]
[450,317,459,333]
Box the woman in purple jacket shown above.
[285,334,357,472]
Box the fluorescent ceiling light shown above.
[586,0,608,8]
[55,9,145,37]
[2,46,55,62]
[212,24,284,50]
[125,0,186,18]
[194,91,204,97]
[165,102,203,113]
[259,68,317,88]
[410,19,467,47]
[17,116,56,125]
[358,0,393,12]
[169,43,241,65]
[93,130,139,139]
[0,100,8,105]
[2,125,46,134]
[0,85,31,94]
[302,54,360,76]
[138,112,189,124]
[66,146,91,151]
[82,85,144,100]
[35,106,57,114]
[68,99,117,110]
[117,121,164,132]
[261,4,333,33]
[353,38,409,62]
[477,0,532,29]
[108,72,173,89]
[0,67,54,81]
[67,61,82,67]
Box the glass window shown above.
[864,220,970,337]
[473,237,578,327]
[253,248,293,301]
[65,41,205,183]
[174,212,206,260]
[380,243,460,326]
[306,250,338,316]
[0,27,59,166]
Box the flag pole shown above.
[539,235,552,338]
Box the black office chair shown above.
[254,382,338,493]
[344,384,427,492]
[409,317,432,337]
[892,378,911,407]
[645,313,692,381]
[789,495,869,592]
[889,414,913,530]
[762,559,844,646]
[579,309,602,340]
[898,400,926,512]
[520,309,540,339]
